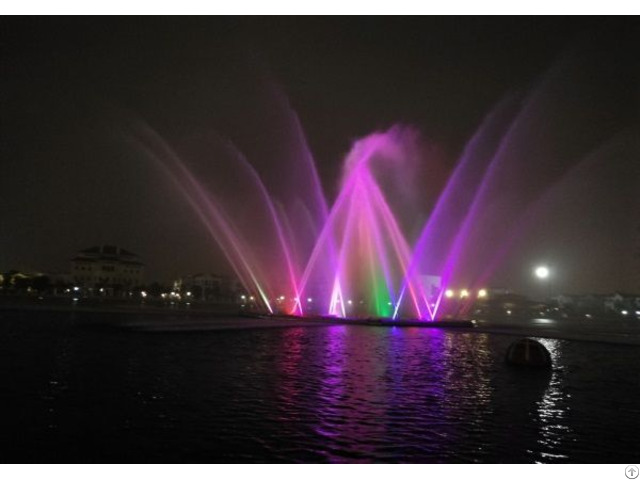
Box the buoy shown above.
[505,338,552,368]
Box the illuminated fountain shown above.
[130,55,635,320]
[136,123,439,319]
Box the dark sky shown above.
[1,17,638,293]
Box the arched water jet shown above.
[123,53,636,320]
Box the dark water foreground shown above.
[1,310,638,463]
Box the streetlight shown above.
[534,266,549,279]
[534,265,551,301]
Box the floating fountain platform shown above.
[268,314,475,328]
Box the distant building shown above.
[603,292,640,314]
[175,273,238,302]
[554,293,608,313]
[553,292,640,316]
[71,245,143,292]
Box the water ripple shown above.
[1,313,639,462]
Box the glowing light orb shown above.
[534,266,550,279]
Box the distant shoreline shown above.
[2,297,639,346]
[0,296,239,317]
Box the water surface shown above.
[1,311,638,463]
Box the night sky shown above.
[1,17,638,294]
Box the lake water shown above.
[1,310,638,463]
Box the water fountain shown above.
[128,54,637,321]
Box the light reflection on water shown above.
[531,338,573,462]
[1,312,639,463]
[273,327,574,462]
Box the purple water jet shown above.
[128,56,636,320]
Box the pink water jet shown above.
[130,57,631,319]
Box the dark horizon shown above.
[1,17,638,295]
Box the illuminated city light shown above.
[535,266,550,279]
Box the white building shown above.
[71,245,144,292]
